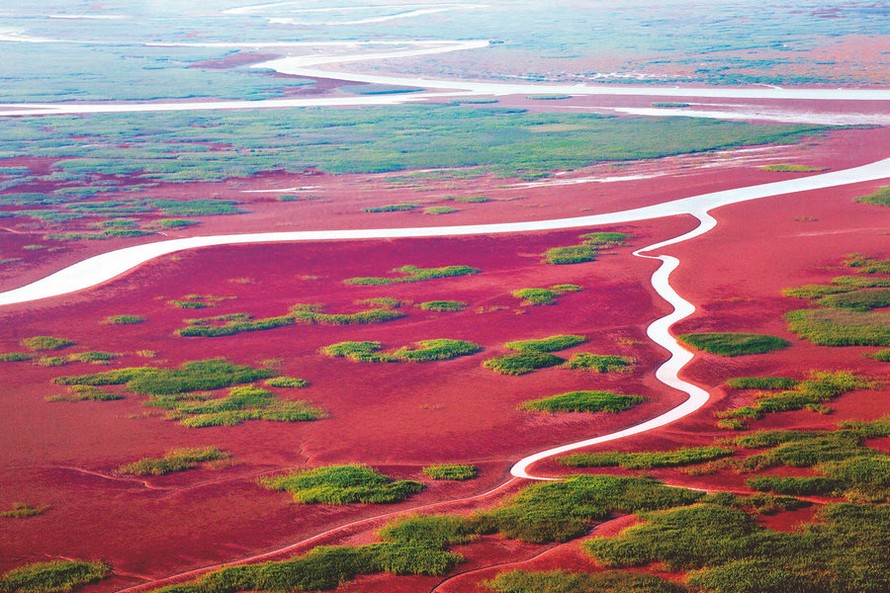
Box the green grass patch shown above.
[422,464,477,481]
[854,185,890,207]
[716,370,868,428]
[446,195,492,203]
[565,353,634,373]
[168,294,231,309]
[726,376,800,390]
[20,336,74,351]
[0,352,35,362]
[870,348,890,362]
[323,339,481,363]
[483,352,565,375]
[505,334,587,353]
[483,570,684,593]
[357,297,401,309]
[760,163,825,172]
[678,332,790,356]
[259,465,423,504]
[844,253,890,275]
[68,351,119,364]
[346,264,480,286]
[264,376,309,388]
[162,385,326,428]
[652,102,691,108]
[417,300,466,312]
[46,385,124,402]
[292,304,407,326]
[512,284,582,306]
[116,446,230,476]
[0,502,50,518]
[543,244,598,265]
[745,475,839,496]
[580,232,629,246]
[560,446,733,469]
[424,206,457,215]
[818,288,890,311]
[363,203,419,213]
[0,560,111,593]
[154,218,200,228]
[783,283,853,299]
[786,308,890,346]
[104,314,145,325]
[520,390,644,414]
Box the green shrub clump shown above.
[0,502,50,518]
[560,446,733,469]
[505,334,587,353]
[483,352,565,375]
[0,560,110,593]
[855,185,890,207]
[512,284,582,306]
[520,391,644,414]
[116,446,230,476]
[346,264,480,286]
[483,570,684,593]
[422,464,477,480]
[543,232,629,265]
[786,308,889,346]
[160,385,326,428]
[716,370,868,428]
[264,376,309,388]
[418,300,466,312]
[259,465,423,504]
[871,348,890,362]
[20,336,74,351]
[566,353,634,373]
[104,314,145,325]
[678,332,791,356]
[392,339,481,362]
[726,376,799,390]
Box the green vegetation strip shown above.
[346,264,479,286]
[417,300,466,312]
[505,334,587,352]
[0,503,50,518]
[20,336,74,351]
[483,352,565,375]
[678,332,790,356]
[543,231,629,265]
[716,371,867,429]
[323,339,481,363]
[512,284,582,306]
[259,465,423,504]
[760,163,825,172]
[520,391,644,414]
[560,446,733,469]
[422,464,477,481]
[566,353,634,373]
[855,185,890,207]
[786,309,890,346]
[116,447,229,476]
[104,314,145,325]
[0,560,110,593]
[484,570,683,593]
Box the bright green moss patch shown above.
[391,339,482,362]
[116,446,230,476]
[346,264,480,286]
[0,560,111,593]
[483,570,684,593]
[417,300,466,312]
[584,501,890,593]
[855,185,890,207]
[818,288,890,311]
[512,284,582,306]
[566,353,634,373]
[727,376,800,390]
[158,385,326,428]
[56,358,274,395]
[560,446,733,469]
[20,336,74,351]
[505,334,587,353]
[844,253,890,275]
[104,314,145,325]
[760,163,825,172]
[678,332,790,356]
[520,390,644,414]
[422,464,477,480]
[46,385,124,402]
[259,465,423,504]
[483,352,565,375]
[786,308,890,346]
[322,339,481,363]
[363,203,419,213]
[716,371,868,428]
[264,376,309,388]
[0,502,50,518]
[479,475,705,544]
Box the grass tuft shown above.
[520,390,644,414]
[259,465,423,504]
[422,464,478,480]
[0,560,110,593]
[678,332,790,356]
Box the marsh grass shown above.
[678,332,790,356]
[0,503,50,518]
[565,353,634,373]
[520,391,644,414]
[346,264,479,286]
[259,465,423,504]
[116,446,230,476]
[505,335,586,353]
[560,446,733,469]
[421,464,477,480]
[0,560,110,593]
